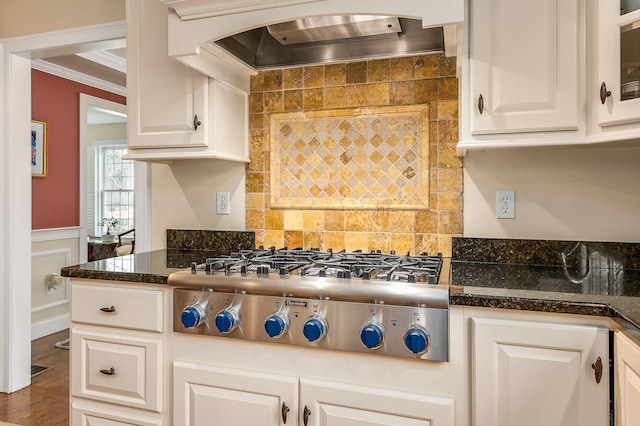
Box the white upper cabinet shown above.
[126,0,250,162]
[469,0,581,135]
[597,0,640,128]
[127,0,209,150]
[460,0,640,154]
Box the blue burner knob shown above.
[181,305,206,329]
[360,323,384,349]
[404,326,430,354]
[265,314,288,338]
[215,310,238,333]
[303,318,327,342]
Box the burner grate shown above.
[200,248,444,284]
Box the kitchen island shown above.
[61,247,640,341]
[61,236,640,426]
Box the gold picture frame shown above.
[31,119,47,178]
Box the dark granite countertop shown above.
[61,229,256,283]
[61,235,640,342]
[60,249,222,284]
[450,246,640,342]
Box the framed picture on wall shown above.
[31,119,47,178]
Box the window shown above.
[99,145,134,233]
[87,141,134,236]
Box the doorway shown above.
[0,22,149,393]
[79,94,148,263]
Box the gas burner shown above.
[196,248,444,284]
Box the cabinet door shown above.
[472,317,609,426]
[72,399,164,426]
[71,328,163,412]
[173,361,298,426]
[469,0,580,134]
[597,1,640,127]
[615,331,640,426]
[300,377,454,426]
[127,0,208,149]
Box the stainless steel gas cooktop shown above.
[168,247,450,361]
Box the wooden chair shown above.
[114,228,135,256]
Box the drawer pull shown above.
[99,367,116,376]
[100,306,116,313]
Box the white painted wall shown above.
[31,230,80,340]
[149,160,247,249]
[463,145,640,242]
[0,0,125,39]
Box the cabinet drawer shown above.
[72,399,164,425]
[72,283,163,332]
[71,328,163,412]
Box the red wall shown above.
[31,70,126,230]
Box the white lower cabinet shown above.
[300,377,454,426]
[615,331,640,426]
[71,328,163,412]
[71,400,164,426]
[70,280,169,426]
[471,316,609,426]
[173,361,298,426]
[173,362,454,426]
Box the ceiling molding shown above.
[77,50,126,73]
[31,59,126,97]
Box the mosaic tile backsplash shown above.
[247,54,462,256]
[270,105,430,210]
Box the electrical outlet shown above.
[216,191,230,215]
[45,273,63,295]
[496,190,515,219]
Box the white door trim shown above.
[0,20,126,393]
[79,95,149,263]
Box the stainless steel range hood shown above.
[215,15,445,70]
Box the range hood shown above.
[216,15,445,70]
[161,0,464,91]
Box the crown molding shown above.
[31,58,126,97]
[77,50,126,73]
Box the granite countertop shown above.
[61,229,256,283]
[60,249,222,284]
[61,237,640,341]
[450,238,640,341]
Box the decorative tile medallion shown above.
[269,105,430,210]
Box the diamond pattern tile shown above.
[270,105,430,210]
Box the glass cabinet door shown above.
[620,1,640,102]
[598,0,640,127]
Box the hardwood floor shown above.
[0,329,69,425]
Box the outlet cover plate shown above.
[496,190,515,219]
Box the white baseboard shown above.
[31,313,70,341]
